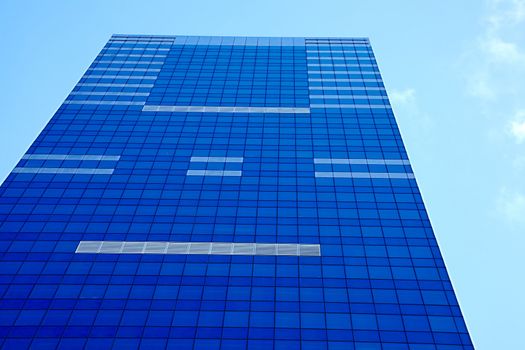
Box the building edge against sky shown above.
[0,34,473,349]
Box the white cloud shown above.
[389,88,434,135]
[389,88,415,106]
[466,1,525,142]
[467,72,495,99]
[510,121,525,142]
[465,1,525,228]
[483,36,524,63]
[466,0,525,99]
[487,0,525,28]
[498,187,525,224]
[511,0,525,22]
[512,155,525,169]
[509,110,525,143]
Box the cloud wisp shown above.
[509,110,525,143]
[389,88,416,106]
[464,1,525,227]
[497,187,525,226]
[466,0,525,100]
[389,88,435,135]
[483,36,525,64]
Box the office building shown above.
[0,35,473,349]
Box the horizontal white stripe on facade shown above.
[82,75,157,80]
[306,57,373,61]
[94,60,164,65]
[309,86,385,91]
[306,50,372,54]
[76,241,321,256]
[314,158,410,165]
[308,71,380,76]
[88,68,162,72]
[308,78,383,83]
[186,170,242,177]
[63,100,146,106]
[309,95,388,100]
[307,63,378,67]
[310,104,391,109]
[142,105,310,114]
[315,171,415,179]
[104,47,170,52]
[108,40,175,44]
[70,92,150,97]
[77,83,154,88]
[97,54,167,58]
[12,167,114,175]
[190,156,244,163]
[22,154,120,161]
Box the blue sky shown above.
[1,0,524,348]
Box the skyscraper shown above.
[0,34,473,349]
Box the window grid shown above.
[0,35,473,350]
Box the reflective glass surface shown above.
[0,35,473,349]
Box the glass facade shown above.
[0,35,473,349]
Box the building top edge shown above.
[110,34,370,41]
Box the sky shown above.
[0,0,524,348]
